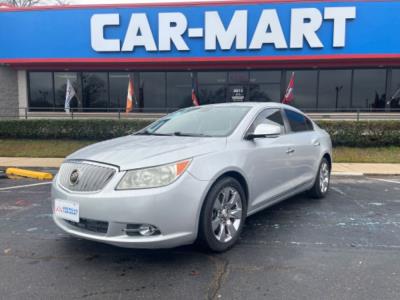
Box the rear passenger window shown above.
[285,109,313,132]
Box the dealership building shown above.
[1,0,400,117]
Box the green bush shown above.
[0,119,153,140]
[316,121,400,147]
[0,119,399,147]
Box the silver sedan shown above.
[52,103,332,252]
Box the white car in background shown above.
[52,103,332,252]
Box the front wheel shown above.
[309,157,331,199]
[198,177,247,252]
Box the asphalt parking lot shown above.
[1,175,400,300]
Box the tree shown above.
[0,0,69,6]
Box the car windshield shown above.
[137,106,251,137]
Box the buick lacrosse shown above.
[52,103,332,252]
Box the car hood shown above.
[66,135,226,170]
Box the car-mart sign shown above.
[0,1,400,61]
[91,7,355,52]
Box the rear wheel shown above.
[198,177,246,252]
[309,157,330,199]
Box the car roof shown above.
[199,102,305,114]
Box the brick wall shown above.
[0,66,18,118]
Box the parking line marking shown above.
[371,178,400,185]
[0,182,52,191]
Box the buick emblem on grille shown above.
[69,169,80,186]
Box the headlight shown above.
[116,159,191,190]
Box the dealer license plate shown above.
[54,199,79,222]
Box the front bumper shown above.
[51,171,209,249]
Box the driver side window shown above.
[247,108,286,134]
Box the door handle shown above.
[313,141,321,147]
[286,148,295,154]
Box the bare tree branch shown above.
[0,0,70,6]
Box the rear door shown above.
[283,109,320,186]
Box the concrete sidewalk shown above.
[0,157,399,176]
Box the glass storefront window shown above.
[140,72,166,111]
[54,72,79,110]
[198,72,227,84]
[352,69,387,109]
[249,84,281,102]
[109,73,130,110]
[228,71,249,84]
[198,85,226,104]
[29,72,54,110]
[82,72,109,111]
[250,71,281,83]
[389,69,400,110]
[318,70,351,110]
[286,70,318,110]
[166,72,192,109]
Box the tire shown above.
[309,157,331,199]
[198,177,247,252]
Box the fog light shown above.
[139,224,159,236]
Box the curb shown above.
[5,168,53,181]
[333,172,400,176]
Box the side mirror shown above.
[246,123,281,140]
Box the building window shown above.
[389,69,400,110]
[198,71,227,104]
[140,72,166,112]
[352,69,387,109]
[286,70,318,110]
[318,70,352,110]
[249,71,281,102]
[166,72,192,109]
[82,72,109,111]
[109,72,130,110]
[29,72,54,110]
[54,72,79,110]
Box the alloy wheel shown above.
[211,186,243,243]
[319,161,330,193]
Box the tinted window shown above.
[352,69,387,109]
[109,72,130,110]
[250,71,281,83]
[29,72,54,110]
[285,109,310,132]
[286,70,317,110]
[82,72,108,110]
[248,108,285,133]
[389,69,400,110]
[139,72,166,111]
[318,70,351,110]
[54,72,79,110]
[166,72,192,109]
[141,106,250,137]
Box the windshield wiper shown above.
[173,132,212,137]
[135,131,173,136]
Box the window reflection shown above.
[82,72,108,111]
[109,73,130,110]
[167,72,192,109]
[318,70,351,111]
[286,70,317,110]
[54,72,79,110]
[140,72,166,112]
[352,69,386,109]
[389,69,400,110]
[29,72,54,110]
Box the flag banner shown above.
[282,72,295,104]
[126,76,135,113]
[65,79,76,113]
[191,73,200,106]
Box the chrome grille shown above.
[58,161,116,192]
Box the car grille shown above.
[66,218,109,234]
[58,161,116,192]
